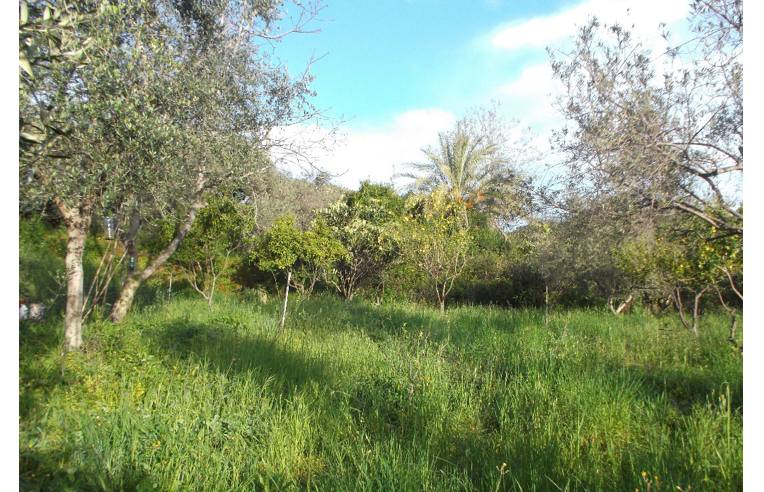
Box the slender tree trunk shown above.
[307,269,319,297]
[435,283,446,313]
[208,276,216,308]
[207,250,230,308]
[280,270,291,330]
[673,286,707,336]
[672,287,690,331]
[544,284,549,326]
[715,285,742,352]
[56,199,93,351]
[206,255,223,309]
[690,287,708,336]
[110,185,206,322]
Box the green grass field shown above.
[19,295,742,491]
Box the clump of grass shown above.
[20,295,742,491]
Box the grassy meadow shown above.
[19,295,742,491]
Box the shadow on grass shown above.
[20,447,152,492]
[292,298,438,334]
[625,364,743,414]
[145,315,332,391]
[287,296,525,349]
[19,320,71,421]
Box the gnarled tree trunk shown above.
[608,294,635,315]
[109,184,206,322]
[56,199,93,351]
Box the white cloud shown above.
[486,0,696,136]
[487,65,568,172]
[489,0,688,53]
[494,63,563,128]
[271,108,456,189]
[498,64,555,98]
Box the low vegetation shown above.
[21,295,742,491]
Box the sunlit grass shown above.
[20,295,742,491]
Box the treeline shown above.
[171,178,742,324]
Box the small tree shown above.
[252,215,345,328]
[168,196,255,307]
[319,183,403,300]
[105,0,324,324]
[617,214,742,335]
[291,217,347,297]
[400,191,472,313]
[251,216,302,329]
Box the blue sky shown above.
[275,0,566,125]
[269,0,691,188]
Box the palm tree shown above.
[399,113,529,227]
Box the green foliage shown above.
[399,106,533,228]
[345,181,406,217]
[246,168,344,230]
[617,216,743,295]
[251,215,304,272]
[20,295,742,490]
[251,215,347,288]
[19,218,66,305]
[19,0,322,334]
[318,183,404,299]
[173,196,255,267]
[18,0,94,82]
[20,0,188,212]
[399,191,472,310]
[296,217,349,290]
[163,196,256,302]
[19,218,131,313]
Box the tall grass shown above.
[20,295,742,491]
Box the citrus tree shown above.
[167,196,255,307]
[252,215,346,328]
[292,217,347,297]
[318,183,403,300]
[617,213,742,335]
[400,191,472,313]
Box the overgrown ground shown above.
[20,294,742,491]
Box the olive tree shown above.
[106,0,323,323]
[19,0,188,349]
[20,0,324,348]
[549,0,742,238]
